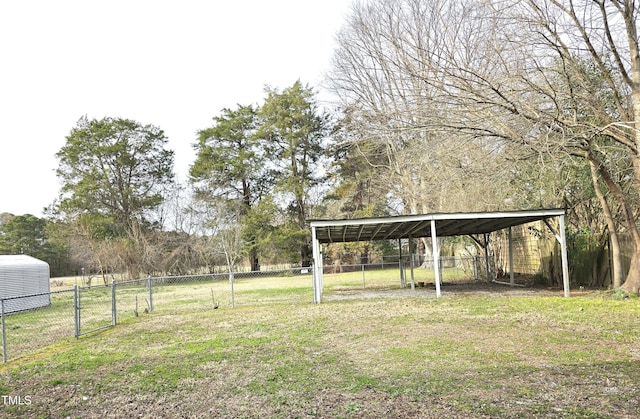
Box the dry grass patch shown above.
[1,285,639,418]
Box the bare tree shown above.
[326,0,522,273]
[328,0,640,292]
[327,0,515,216]
[437,0,640,292]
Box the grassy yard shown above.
[0,273,639,418]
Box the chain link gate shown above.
[74,282,115,337]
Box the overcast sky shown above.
[0,1,351,217]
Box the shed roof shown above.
[309,209,565,243]
[0,255,49,266]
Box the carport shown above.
[309,209,569,303]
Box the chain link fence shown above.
[0,268,314,363]
[323,256,483,290]
[0,253,536,363]
[1,288,75,363]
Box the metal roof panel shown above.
[309,209,565,243]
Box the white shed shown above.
[0,255,51,313]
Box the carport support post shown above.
[398,239,404,287]
[509,227,515,287]
[484,234,491,281]
[319,245,324,297]
[409,236,415,291]
[544,216,571,297]
[559,215,570,297]
[312,227,322,303]
[431,219,442,298]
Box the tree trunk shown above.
[250,248,260,272]
[589,161,623,288]
[360,244,370,265]
[608,230,624,290]
[301,240,312,268]
[622,252,640,294]
[592,153,640,294]
[624,0,640,294]
[419,237,432,269]
[418,237,443,269]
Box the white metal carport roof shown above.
[309,209,569,302]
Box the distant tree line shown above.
[2,1,640,294]
[1,82,331,280]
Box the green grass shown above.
[1,275,639,417]
[325,266,471,289]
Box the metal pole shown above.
[559,215,571,297]
[398,239,404,287]
[362,264,365,289]
[509,227,515,287]
[111,279,116,326]
[409,248,417,291]
[484,233,491,281]
[148,276,154,312]
[311,227,320,303]
[409,236,415,291]
[431,219,442,298]
[230,270,235,309]
[473,256,479,280]
[543,217,571,297]
[1,299,7,363]
[319,244,324,299]
[74,285,80,339]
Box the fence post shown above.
[1,299,6,363]
[148,276,154,312]
[74,285,80,339]
[230,271,235,309]
[473,256,479,281]
[111,279,117,326]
